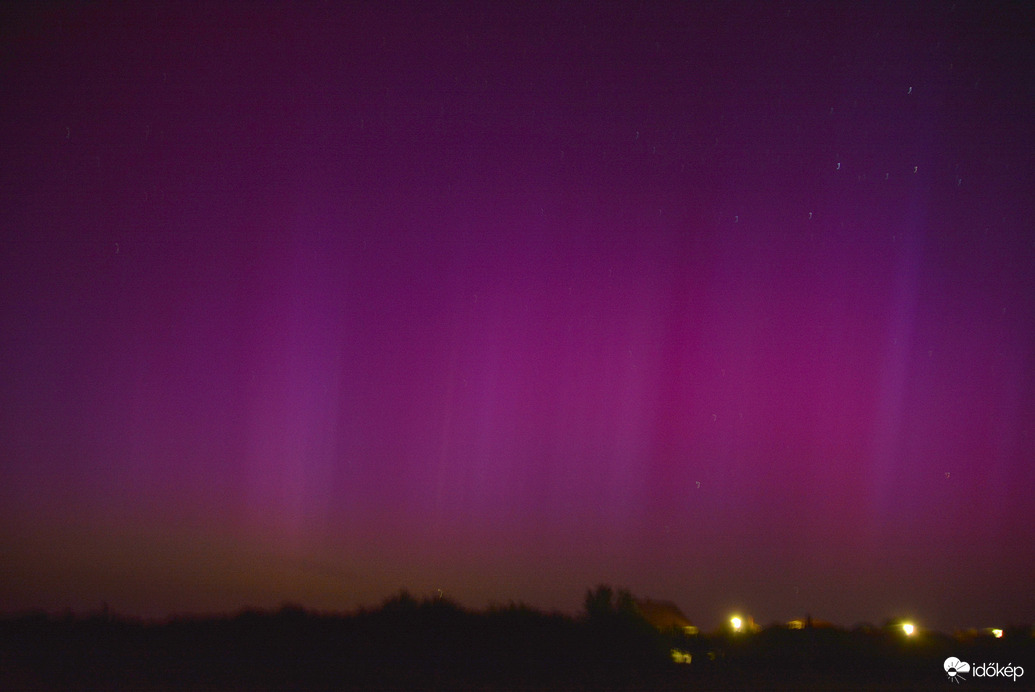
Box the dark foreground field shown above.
[2,597,1030,691]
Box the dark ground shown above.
[2,596,1031,691]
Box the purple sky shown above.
[2,2,1033,632]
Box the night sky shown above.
[2,2,1033,633]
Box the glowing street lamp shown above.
[901,622,915,636]
[730,616,743,632]
[992,628,1004,639]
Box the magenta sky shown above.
[2,2,1033,632]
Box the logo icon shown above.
[945,657,971,684]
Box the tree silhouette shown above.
[584,584,640,619]
[584,584,616,618]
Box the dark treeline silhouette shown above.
[1,586,1031,690]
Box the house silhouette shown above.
[634,599,698,635]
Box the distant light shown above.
[902,623,915,636]
[670,648,692,664]
[992,629,1004,639]
[730,616,743,632]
